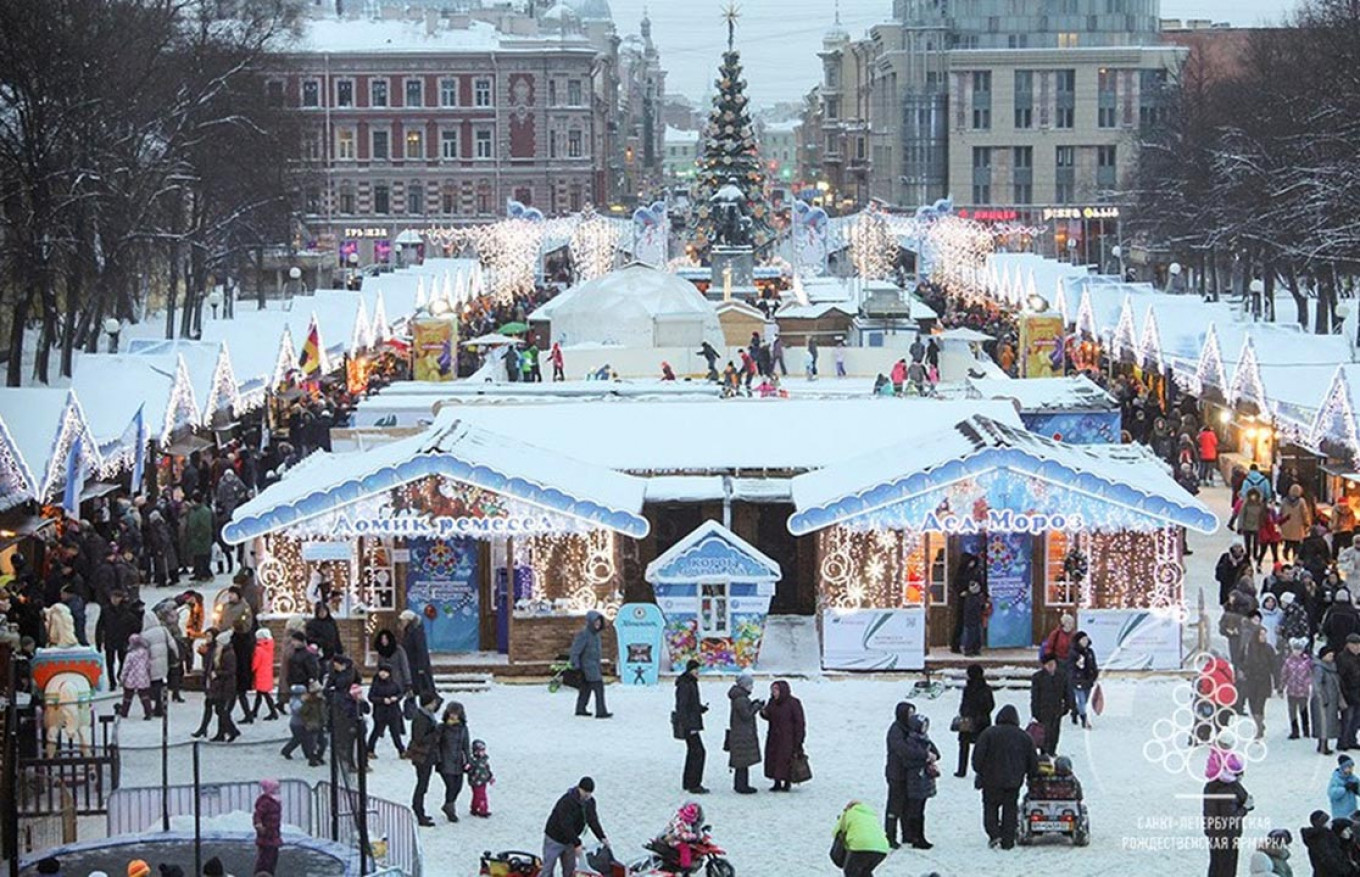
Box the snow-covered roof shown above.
[287,16,592,55]
[127,340,237,424]
[1310,364,1360,456]
[645,520,781,585]
[224,409,649,544]
[788,415,1218,535]
[967,376,1117,411]
[441,398,1023,472]
[0,389,100,506]
[776,302,856,320]
[73,354,198,445]
[546,263,725,349]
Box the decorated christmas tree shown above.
[688,4,774,254]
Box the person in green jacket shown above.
[833,800,891,876]
[184,496,216,583]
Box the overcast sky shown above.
[607,0,1298,108]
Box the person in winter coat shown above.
[373,628,411,695]
[1282,637,1313,740]
[1067,631,1099,728]
[252,778,282,876]
[1280,591,1311,643]
[1218,544,1253,606]
[407,691,443,826]
[542,778,608,877]
[144,510,177,589]
[955,664,995,777]
[1203,751,1251,877]
[1281,484,1314,561]
[1259,594,1284,649]
[1340,634,1360,751]
[1331,755,1360,818]
[1340,542,1360,584]
[281,684,318,764]
[467,739,494,818]
[138,610,178,716]
[832,801,891,877]
[1254,829,1295,877]
[1233,489,1269,566]
[972,704,1040,850]
[435,701,471,821]
[760,680,806,792]
[1326,590,1360,648]
[1030,656,1070,755]
[1302,811,1360,877]
[213,470,249,572]
[950,552,984,653]
[96,589,140,682]
[569,610,610,718]
[1242,625,1279,737]
[305,602,342,660]
[1241,462,1274,503]
[208,631,240,742]
[674,659,709,794]
[1224,577,1260,669]
[960,581,985,656]
[184,497,215,582]
[1259,504,1285,568]
[726,671,763,794]
[219,587,256,722]
[1316,645,1343,756]
[897,713,940,850]
[398,610,434,699]
[1198,425,1220,485]
[285,629,320,691]
[366,663,406,758]
[248,628,278,721]
[117,634,154,720]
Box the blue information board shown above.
[615,603,666,685]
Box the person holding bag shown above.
[954,664,994,777]
[759,680,806,792]
[831,800,890,876]
[726,672,763,794]
[900,713,941,849]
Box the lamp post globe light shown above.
[103,316,121,354]
[207,287,224,320]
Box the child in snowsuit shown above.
[366,663,406,758]
[662,801,705,870]
[467,738,494,817]
[250,628,279,721]
[1282,637,1313,739]
[118,634,155,719]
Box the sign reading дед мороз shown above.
[920,510,1085,534]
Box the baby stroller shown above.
[479,850,541,877]
[1017,755,1090,847]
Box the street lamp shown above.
[288,266,302,303]
[348,252,360,290]
[103,317,121,354]
[1249,278,1264,320]
[1067,237,1078,266]
[207,288,224,320]
[1168,261,1182,293]
[1111,244,1123,279]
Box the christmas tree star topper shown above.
[723,1,741,50]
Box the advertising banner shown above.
[822,609,926,671]
[966,532,1034,649]
[1079,608,1183,670]
[1019,313,1065,378]
[616,603,666,685]
[406,537,480,652]
[412,318,455,382]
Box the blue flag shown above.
[62,433,82,517]
[130,404,147,493]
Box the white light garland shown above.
[1309,366,1360,458]
[162,355,202,444]
[202,344,240,427]
[569,211,621,283]
[1140,305,1163,371]
[1228,336,1268,415]
[272,327,299,388]
[1196,323,1226,391]
[372,292,391,343]
[350,300,373,354]
[846,207,895,282]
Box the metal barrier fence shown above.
[318,782,422,877]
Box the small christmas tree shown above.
[688,4,773,254]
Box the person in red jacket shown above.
[1195,652,1238,742]
[253,778,283,876]
[1199,425,1220,486]
[1041,613,1076,662]
[249,628,279,721]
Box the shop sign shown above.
[301,540,354,562]
[330,512,561,538]
[822,608,926,670]
[921,510,1085,534]
[1042,206,1121,221]
[343,227,390,239]
[956,208,1019,222]
[1079,609,1182,670]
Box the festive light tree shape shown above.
[847,206,896,281]
[1310,365,1360,457]
[1227,335,1267,414]
[203,343,240,426]
[350,300,373,354]
[1195,323,1226,392]
[1139,305,1163,371]
[372,292,391,343]
[688,4,773,253]
[1112,296,1138,360]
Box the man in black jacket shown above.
[542,777,608,877]
[1031,656,1070,756]
[1216,544,1251,607]
[971,704,1039,850]
[674,659,708,794]
[1202,755,1250,877]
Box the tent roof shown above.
[788,415,1218,536]
[223,408,650,544]
[547,263,725,348]
[645,520,782,584]
[967,376,1117,411]
[0,389,99,503]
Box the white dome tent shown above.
[545,263,725,349]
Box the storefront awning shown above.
[223,410,649,544]
[788,415,1219,536]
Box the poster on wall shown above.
[406,537,480,653]
[616,603,666,685]
[1020,411,1121,445]
[977,532,1034,649]
[822,609,926,670]
[412,318,455,382]
[1080,608,1182,670]
[1019,313,1065,378]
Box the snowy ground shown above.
[106,484,1303,877]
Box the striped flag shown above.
[299,323,322,375]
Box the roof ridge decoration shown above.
[1227,335,1269,416]
[1310,365,1360,459]
[644,519,781,585]
[1112,295,1138,361]
[1195,323,1226,395]
[1139,304,1163,371]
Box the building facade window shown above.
[338,181,354,213]
[371,129,389,160]
[1097,145,1118,187]
[567,79,583,106]
[405,129,424,160]
[442,187,457,215]
[972,146,991,204]
[1139,68,1167,128]
[441,129,459,160]
[1014,70,1034,129]
[336,79,354,108]
[373,183,390,215]
[302,80,320,108]
[371,79,388,108]
[825,97,840,120]
[567,129,583,158]
[302,129,321,161]
[440,78,458,107]
[971,71,992,130]
[405,78,423,108]
[336,128,356,160]
[1013,146,1033,203]
[266,80,284,107]
[474,78,492,107]
[1055,69,1076,129]
[475,128,493,159]
[1098,68,1118,128]
[408,180,424,215]
[1058,32,1080,47]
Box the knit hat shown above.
[158,865,185,877]
[128,861,150,877]
[203,857,224,877]
[578,776,595,793]
[1340,754,1354,770]
[1340,588,1353,604]
[255,627,272,641]
[685,659,701,673]
[36,857,60,874]
[1280,591,1296,605]
[736,671,754,692]
[1346,633,1360,645]
[261,778,281,798]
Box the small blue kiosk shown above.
[645,520,781,674]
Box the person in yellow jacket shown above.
[832,800,891,876]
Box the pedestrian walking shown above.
[1203,752,1251,877]
[437,701,471,822]
[542,779,608,877]
[1030,655,1070,755]
[971,704,1040,850]
[467,739,494,817]
[252,778,282,876]
[116,634,154,720]
[954,664,994,777]
[1315,645,1341,756]
[398,610,434,699]
[1337,635,1360,750]
[760,680,805,792]
[673,659,709,794]
[208,631,240,742]
[366,662,406,758]
[249,628,278,721]
[407,691,443,826]
[569,610,611,718]
[1068,631,1099,729]
[726,671,762,794]
[1242,625,1278,737]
